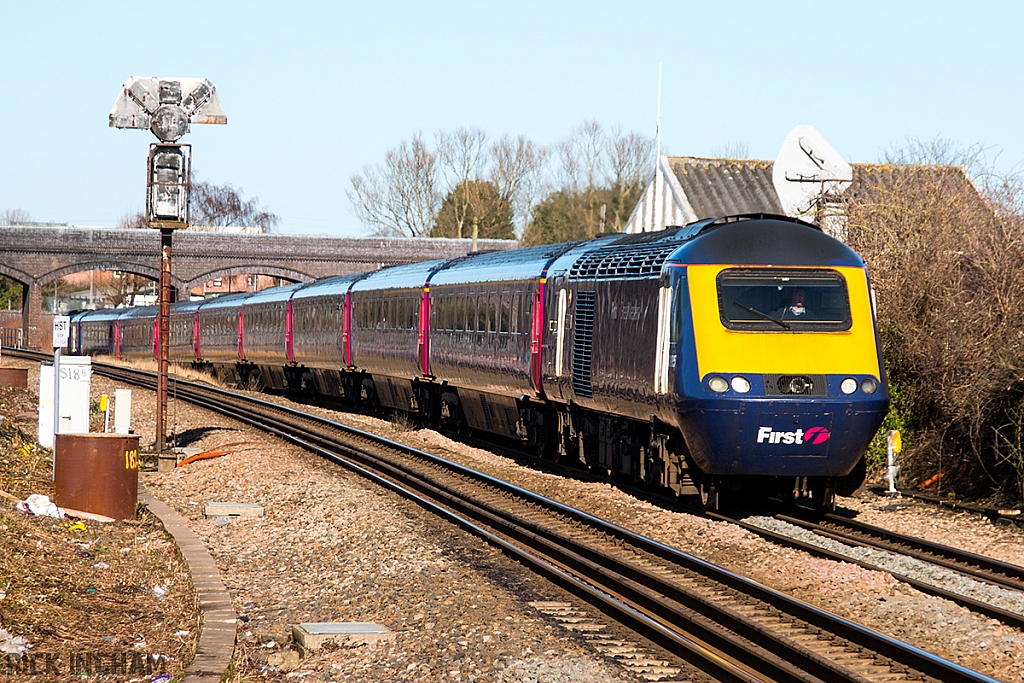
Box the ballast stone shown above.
[292,622,395,650]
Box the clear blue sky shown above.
[2,1,1021,237]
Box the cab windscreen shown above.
[717,269,852,331]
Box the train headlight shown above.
[731,376,751,393]
[861,378,878,394]
[708,376,729,393]
[788,377,809,394]
[840,378,858,394]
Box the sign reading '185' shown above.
[124,448,139,470]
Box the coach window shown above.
[500,294,511,334]
[488,294,498,334]
[511,293,521,335]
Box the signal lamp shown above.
[731,376,751,393]
[840,378,857,394]
[147,144,191,224]
[861,378,878,394]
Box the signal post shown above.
[109,77,226,456]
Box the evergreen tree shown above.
[521,183,644,246]
[432,180,514,240]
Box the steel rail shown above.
[710,511,1024,632]
[806,513,1024,591]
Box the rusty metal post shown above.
[157,228,172,453]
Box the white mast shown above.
[651,63,664,232]
[655,62,663,162]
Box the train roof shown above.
[667,214,864,267]
[74,308,123,322]
[241,282,302,306]
[172,299,205,314]
[428,242,585,286]
[118,305,158,319]
[562,215,862,281]
[198,291,253,311]
[349,259,451,292]
[290,273,366,300]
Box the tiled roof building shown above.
[624,155,983,239]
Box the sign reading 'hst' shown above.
[52,316,70,348]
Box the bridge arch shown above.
[38,261,185,292]
[183,264,315,293]
[0,264,35,287]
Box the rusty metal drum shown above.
[54,434,140,520]
[0,368,28,387]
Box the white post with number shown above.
[51,316,70,475]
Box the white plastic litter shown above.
[15,494,65,519]
[0,628,31,655]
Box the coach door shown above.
[654,284,672,394]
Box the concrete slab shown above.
[204,502,264,518]
[292,622,395,650]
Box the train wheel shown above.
[812,482,836,514]
[699,476,720,512]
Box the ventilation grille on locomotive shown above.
[569,243,678,280]
[572,291,596,398]
[763,374,828,396]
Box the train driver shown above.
[775,288,812,321]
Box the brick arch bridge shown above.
[0,225,515,349]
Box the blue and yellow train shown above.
[71,214,888,510]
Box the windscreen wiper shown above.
[734,301,790,330]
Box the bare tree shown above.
[97,271,152,308]
[710,141,751,159]
[523,124,654,245]
[555,121,607,193]
[490,135,548,237]
[348,133,441,237]
[844,140,1024,504]
[1,208,32,225]
[190,180,280,232]
[117,210,147,229]
[436,128,490,239]
[609,127,655,191]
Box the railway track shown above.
[7,349,1002,683]
[711,510,1024,631]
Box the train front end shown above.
[667,216,889,505]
